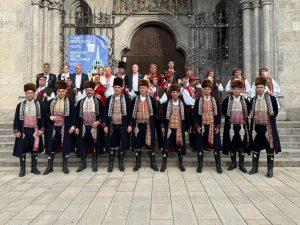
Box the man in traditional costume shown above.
[103,77,132,172]
[194,80,222,174]
[249,76,281,178]
[115,61,127,79]
[206,69,224,110]
[178,66,193,88]
[75,81,104,172]
[148,75,168,151]
[251,68,281,109]
[144,64,163,84]
[160,84,186,172]
[222,80,251,173]
[131,79,159,172]
[225,68,251,99]
[100,66,116,98]
[93,73,106,106]
[13,83,45,177]
[35,75,55,102]
[182,75,202,150]
[43,80,75,175]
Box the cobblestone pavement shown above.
[0,166,299,225]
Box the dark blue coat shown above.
[13,100,45,157]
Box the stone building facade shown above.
[0,0,299,122]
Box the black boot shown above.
[92,150,98,172]
[249,152,260,175]
[160,151,168,172]
[107,150,115,173]
[266,154,274,178]
[238,151,247,173]
[19,155,26,177]
[178,151,185,172]
[76,150,87,173]
[31,153,40,174]
[133,151,141,172]
[118,151,125,172]
[62,156,69,174]
[214,151,222,174]
[43,153,55,175]
[227,150,237,171]
[148,151,159,171]
[197,151,203,173]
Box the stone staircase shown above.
[0,121,300,168]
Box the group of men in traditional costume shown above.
[13,61,281,179]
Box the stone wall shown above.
[0,0,32,122]
[275,0,300,120]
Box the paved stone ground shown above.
[0,166,299,225]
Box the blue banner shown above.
[68,35,109,74]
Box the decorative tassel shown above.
[167,128,171,138]
[239,125,245,140]
[229,124,234,141]
[91,127,97,142]
[202,125,205,134]
[135,127,139,137]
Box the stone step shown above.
[0,156,299,167]
[1,148,300,159]
[1,133,299,143]
[1,141,299,150]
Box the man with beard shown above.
[75,81,105,172]
[103,77,132,172]
[43,80,76,175]
[13,83,45,177]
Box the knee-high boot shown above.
[197,151,203,173]
[214,151,222,174]
[266,153,274,178]
[19,154,26,177]
[107,150,115,173]
[160,151,168,172]
[43,153,55,175]
[133,150,141,172]
[31,153,40,174]
[249,152,260,175]
[76,150,87,173]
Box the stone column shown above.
[51,0,63,74]
[252,0,260,78]
[31,0,41,76]
[240,0,252,80]
[43,1,50,64]
[262,0,272,70]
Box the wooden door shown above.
[122,24,185,76]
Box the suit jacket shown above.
[70,73,89,92]
[124,73,143,90]
[36,73,57,91]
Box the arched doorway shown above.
[122,24,186,76]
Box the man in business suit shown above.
[70,64,89,101]
[167,60,180,81]
[124,64,143,99]
[36,63,57,91]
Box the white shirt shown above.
[60,73,69,80]
[101,75,116,98]
[44,73,49,87]
[250,78,281,98]
[25,99,36,116]
[75,74,82,89]
[132,73,139,92]
[172,100,179,106]
[182,88,195,106]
